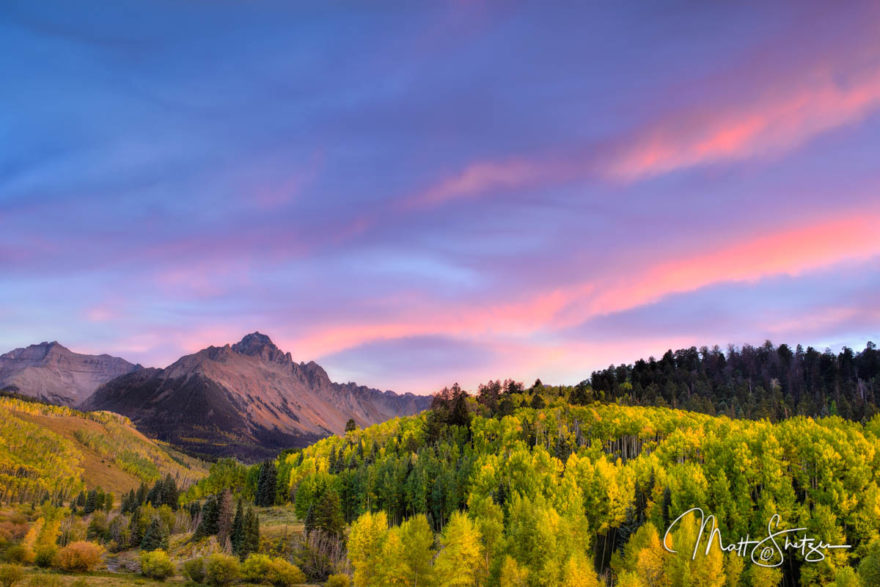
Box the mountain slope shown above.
[0,341,139,406]
[0,395,207,503]
[83,332,431,460]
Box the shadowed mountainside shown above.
[82,332,430,461]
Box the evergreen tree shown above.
[309,489,345,539]
[231,500,245,557]
[93,489,105,511]
[122,489,136,513]
[146,480,160,506]
[450,385,471,428]
[84,489,97,514]
[195,496,220,539]
[345,418,357,433]
[161,475,179,510]
[135,482,147,506]
[255,461,277,507]
[140,517,168,551]
[129,507,144,547]
[570,381,591,405]
[188,501,201,522]
[241,508,260,559]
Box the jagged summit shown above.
[231,332,291,363]
[83,333,430,461]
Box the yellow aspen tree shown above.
[434,511,483,586]
[561,552,602,587]
[745,564,782,586]
[348,511,388,587]
[499,556,529,587]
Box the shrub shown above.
[240,553,306,586]
[205,553,240,586]
[1,547,26,565]
[267,558,306,586]
[325,574,351,587]
[140,549,175,581]
[241,553,273,582]
[182,557,206,583]
[34,545,57,568]
[86,512,109,542]
[0,564,23,587]
[54,541,104,572]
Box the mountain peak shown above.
[85,334,431,460]
[0,341,137,405]
[231,332,290,363]
[5,341,69,361]
[42,341,68,354]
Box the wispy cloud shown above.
[583,209,880,319]
[290,209,880,379]
[401,63,880,208]
[402,159,549,209]
[606,67,880,181]
[4,1,880,393]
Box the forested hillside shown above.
[0,396,208,505]
[589,341,879,421]
[186,386,880,586]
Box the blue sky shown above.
[1,1,879,393]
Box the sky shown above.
[1,1,879,394]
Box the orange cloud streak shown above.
[295,209,880,361]
[587,211,880,317]
[292,284,594,358]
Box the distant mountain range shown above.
[0,341,139,405]
[79,332,430,460]
[0,333,429,461]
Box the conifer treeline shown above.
[589,341,879,421]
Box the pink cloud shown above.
[585,211,880,318]
[402,158,548,209]
[85,305,118,323]
[607,67,880,181]
[288,208,880,365]
[290,283,594,358]
[398,62,880,209]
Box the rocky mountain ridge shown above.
[82,332,430,460]
[0,341,139,405]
